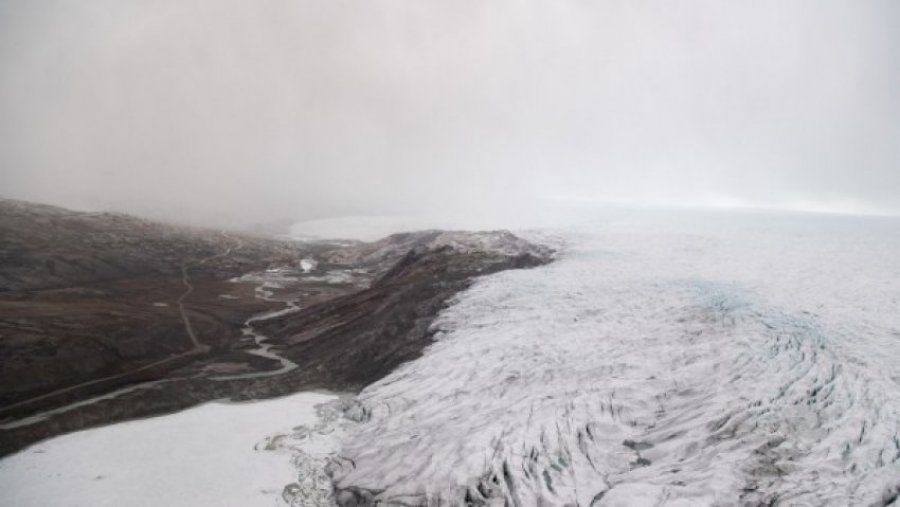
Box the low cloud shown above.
[1,0,898,226]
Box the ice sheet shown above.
[332,210,900,505]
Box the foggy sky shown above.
[1,0,898,226]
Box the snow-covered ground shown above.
[0,392,342,507]
[3,208,899,506]
[331,209,900,505]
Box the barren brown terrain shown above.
[0,199,552,456]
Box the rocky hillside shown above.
[258,230,554,390]
[0,199,305,409]
[0,199,303,291]
[0,200,554,456]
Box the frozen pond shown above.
[0,392,341,507]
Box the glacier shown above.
[328,209,900,506]
[2,208,899,506]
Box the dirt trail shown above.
[0,235,242,420]
[176,234,244,353]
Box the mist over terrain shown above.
[1,0,898,227]
[3,4,900,504]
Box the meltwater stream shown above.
[324,211,900,506]
[212,271,301,381]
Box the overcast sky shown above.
[1,0,898,226]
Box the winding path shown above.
[0,234,242,423]
[176,234,244,353]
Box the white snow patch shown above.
[299,258,317,273]
[302,270,356,285]
[0,392,339,507]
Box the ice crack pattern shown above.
[325,211,900,506]
[268,397,354,507]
